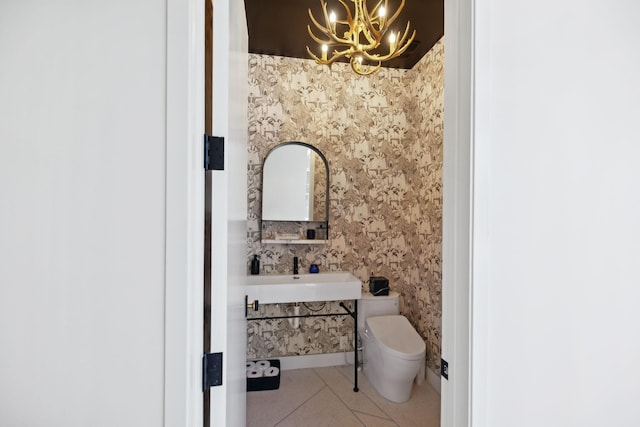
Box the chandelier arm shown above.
[386,21,412,51]
[306,46,323,62]
[336,0,354,25]
[367,0,386,29]
[329,31,360,47]
[360,26,415,62]
[385,0,406,28]
[393,22,415,51]
[359,65,382,76]
[321,1,349,30]
[360,19,381,45]
[350,57,382,76]
[320,1,332,29]
[381,30,416,61]
[359,0,382,41]
[360,31,380,49]
[350,59,360,74]
[356,11,380,48]
[307,11,357,47]
[377,0,390,31]
[392,29,416,57]
[352,0,361,24]
[307,24,332,45]
[306,46,349,66]
[309,2,352,43]
[380,21,413,59]
[326,0,355,41]
[369,0,385,17]
[362,50,393,62]
[308,9,331,36]
[363,36,379,49]
[326,49,352,65]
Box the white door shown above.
[208,0,249,425]
[0,1,169,426]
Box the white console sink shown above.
[247,272,362,304]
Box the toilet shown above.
[358,291,426,403]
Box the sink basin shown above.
[247,272,362,304]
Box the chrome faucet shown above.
[293,256,299,275]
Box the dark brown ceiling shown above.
[244,0,443,70]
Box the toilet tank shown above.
[357,291,400,331]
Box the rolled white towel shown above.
[246,361,256,370]
[247,369,263,378]
[256,360,270,371]
[263,366,279,377]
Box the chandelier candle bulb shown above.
[389,32,397,51]
[321,44,328,60]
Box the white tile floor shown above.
[246,365,440,427]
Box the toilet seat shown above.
[366,315,426,361]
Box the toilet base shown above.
[364,368,417,403]
[363,354,423,403]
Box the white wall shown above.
[0,1,168,425]
[472,0,640,425]
[441,0,473,424]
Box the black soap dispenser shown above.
[250,255,260,275]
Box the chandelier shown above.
[306,0,416,76]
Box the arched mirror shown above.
[262,142,329,222]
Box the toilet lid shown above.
[366,315,426,361]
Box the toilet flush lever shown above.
[245,295,259,317]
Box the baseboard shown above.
[271,352,352,371]
[427,367,441,394]
[252,353,441,395]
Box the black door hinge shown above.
[203,352,223,390]
[441,358,449,380]
[204,135,224,171]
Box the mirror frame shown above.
[261,141,330,224]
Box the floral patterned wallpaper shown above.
[246,38,444,373]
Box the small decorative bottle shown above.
[316,224,327,240]
[250,255,260,275]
